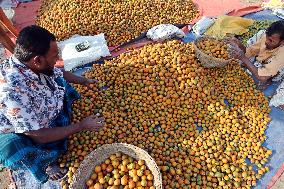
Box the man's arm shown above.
[63,70,88,85]
[231,46,271,83]
[24,115,104,144]
[63,70,97,87]
[239,56,271,83]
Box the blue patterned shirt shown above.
[0,56,65,133]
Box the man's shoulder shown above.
[0,57,30,91]
[273,45,284,59]
[277,45,284,53]
[0,57,12,68]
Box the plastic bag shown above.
[246,30,266,47]
[262,0,284,9]
[272,8,284,19]
[270,80,284,107]
[146,24,185,41]
[0,0,18,8]
[192,16,215,37]
[58,34,111,71]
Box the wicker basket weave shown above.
[193,36,231,68]
[70,143,163,189]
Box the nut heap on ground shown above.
[59,40,272,189]
[196,38,230,60]
[36,0,199,46]
[85,152,154,189]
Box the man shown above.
[230,20,284,89]
[0,25,105,183]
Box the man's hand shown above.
[79,114,105,131]
[225,36,246,52]
[63,71,97,86]
[229,45,246,61]
[24,114,104,144]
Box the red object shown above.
[267,163,284,189]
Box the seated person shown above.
[0,25,105,183]
[230,20,284,89]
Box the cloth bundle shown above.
[146,24,185,41]
[205,15,254,39]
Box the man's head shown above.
[265,20,284,50]
[14,25,59,76]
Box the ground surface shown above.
[0,169,12,189]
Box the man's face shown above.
[265,33,282,50]
[38,41,59,76]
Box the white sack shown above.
[58,34,111,71]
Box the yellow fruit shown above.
[37,0,199,46]
[121,175,129,185]
[93,183,103,189]
[61,40,271,189]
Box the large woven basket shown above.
[70,143,163,189]
[193,36,232,68]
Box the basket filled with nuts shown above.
[193,36,232,68]
[70,143,162,189]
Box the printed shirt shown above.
[245,33,284,77]
[0,56,65,134]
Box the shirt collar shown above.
[10,56,59,82]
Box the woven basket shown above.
[70,143,163,189]
[193,36,231,68]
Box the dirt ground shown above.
[0,169,12,189]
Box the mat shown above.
[73,10,284,189]
[182,9,284,189]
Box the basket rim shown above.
[70,143,163,189]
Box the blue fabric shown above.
[0,77,80,183]
[50,77,81,128]
[182,10,284,188]
[243,9,281,21]
[0,133,65,183]
[253,81,284,189]
[231,10,283,188]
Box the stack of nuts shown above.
[196,38,230,60]
[86,152,155,189]
[36,0,199,46]
[59,40,272,189]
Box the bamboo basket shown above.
[193,36,232,68]
[70,143,163,189]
